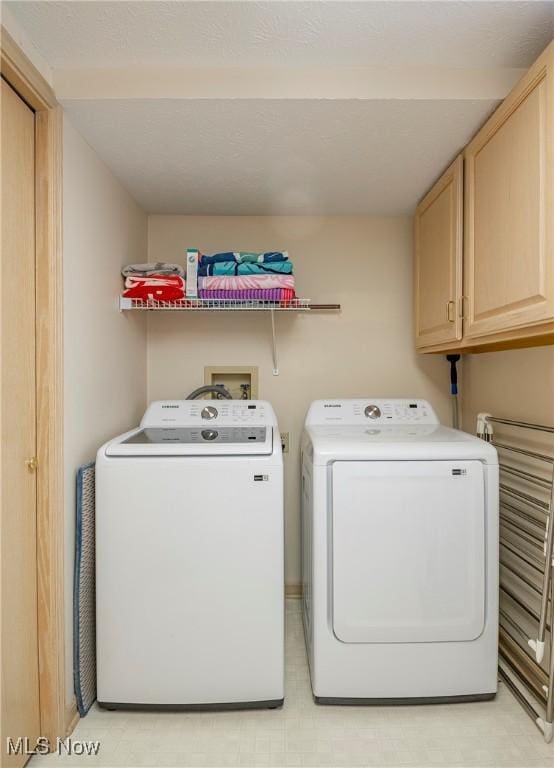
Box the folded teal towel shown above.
[200,251,288,266]
[198,261,294,276]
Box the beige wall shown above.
[147,215,453,585]
[63,117,148,702]
[462,346,554,433]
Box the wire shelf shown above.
[118,295,340,376]
[119,297,316,312]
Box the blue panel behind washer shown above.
[73,462,96,716]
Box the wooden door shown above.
[1,78,41,768]
[414,155,463,351]
[464,42,554,342]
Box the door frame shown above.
[1,28,66,744]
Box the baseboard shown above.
[285,584,302,599]
[98,698,284,712]
[64,698,79,736]
[314,692,496,706]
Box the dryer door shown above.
[332,460,485,643]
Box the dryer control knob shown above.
[364,404,381,419]
[201,429,218,441]
[201,406,218,420]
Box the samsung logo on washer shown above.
[323,403,343,420]
[162,404,179,409]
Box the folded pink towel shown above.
[198,288,295,302]
[198,275,294,291]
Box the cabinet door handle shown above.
[458,296,467,319]
[446,300,455,322]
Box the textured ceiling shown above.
[6,1,554,68]
[6,1,552,214]
[61,98,498,215]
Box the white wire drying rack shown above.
[119,296,341,374]
[477,413,554,742]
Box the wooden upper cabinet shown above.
[464,41,554,343]
[414,155,463,351]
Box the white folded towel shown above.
[121,262,184,278]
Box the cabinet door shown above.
[414,155,463,351]
[464,42,554,340]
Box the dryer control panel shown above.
[305,399,439,426]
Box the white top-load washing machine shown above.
[301,398,499,704]
[96,399,284,709]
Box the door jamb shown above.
[1,27,66,744]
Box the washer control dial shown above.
[364,404,381,420]
[201,405,218,420]
[201,429,218,441]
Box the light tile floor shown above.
[32,601,552,768]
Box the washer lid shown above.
[105,426,274,456]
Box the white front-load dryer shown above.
[301,398,499,703]
[96,399,284,709]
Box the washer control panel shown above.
[364,404,381,419]
[201,405,218,420]
[193,401,267,424]
[141,400,273,427]
[305,399,439,426]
